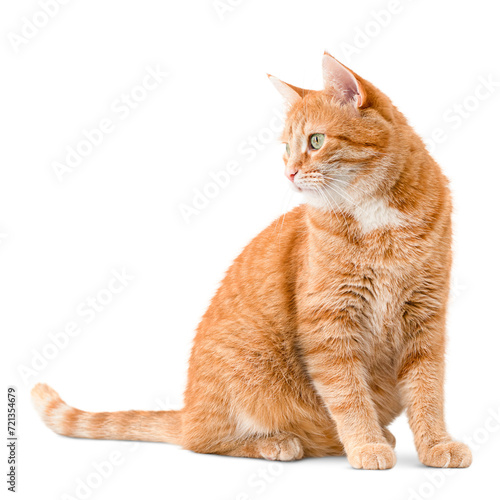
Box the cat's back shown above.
[192,204,309,344]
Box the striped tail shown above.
[31,383,182,445]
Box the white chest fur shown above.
[350,197,404,234]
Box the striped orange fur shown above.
[32,53,472,469]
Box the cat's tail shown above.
[31,383,183,445]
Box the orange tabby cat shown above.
[32,53,472,469]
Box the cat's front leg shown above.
[301,319,396,470]
[398,310,472,468]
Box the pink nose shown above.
[286,168,298,182]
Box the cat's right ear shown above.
[322,52,367,108]
[267,74,308,106]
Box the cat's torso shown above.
[183,197,451,455]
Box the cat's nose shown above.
[286,167,298,182]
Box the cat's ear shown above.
[322,52,366,108]
[267,74,309,106]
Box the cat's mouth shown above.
[293,183,320,193]
[293,173,328,193]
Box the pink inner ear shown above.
[268,75,301,106]
[322,53,363,107]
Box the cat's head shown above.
[269,53,407,211]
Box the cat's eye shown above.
[310,133,325,150]
[285,143,290,155]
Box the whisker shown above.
[323,188,349,227]
[274,186,295,248]
[272,187,292,236]
[328,177,375,197]
[326,182,370,217]
[315,186,348,228]
[325,181,358,205]
[321,175,377,203]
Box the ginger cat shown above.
[32,53,472,470]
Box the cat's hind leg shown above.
[218,432,304,461]
[383,427,396,449]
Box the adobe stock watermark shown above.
[424,74,499,154]
[17,268,134,385]
[407,405,500,500]
[178,108,284,223]
[338,0,418,63]
[449,274,467,305]
[7,0,72,54]
[212,0,245,21]
[51,65,168,182]
[59,394,181,500]
[60,449,127,500]
[227,462,284,500]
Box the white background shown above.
[2,0,499,499]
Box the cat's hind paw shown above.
[383,427,396,449]
[258,434,304,461]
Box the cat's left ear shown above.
[267,74,310,106]
[322,52,367,108]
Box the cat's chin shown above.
[300,186,352,213]
[293,183,322,194]
[303,196,331,211]
[300,189,329,209]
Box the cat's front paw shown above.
[419,441,472,468]
[348,443,396,470]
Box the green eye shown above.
[285,143,290,155]
[310,133,325,150]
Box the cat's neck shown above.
[304,156,447,237]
